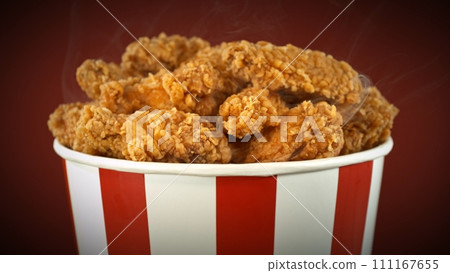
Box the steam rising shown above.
[62,0,432,109]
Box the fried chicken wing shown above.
[244,101,344,162]
[222,41,362,104]
[341,86,399,154]
[121,33,210,77]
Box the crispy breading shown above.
[76,59,123,100]
[47,102,84,148]
[219,87,288,138]
[222,41,362,104]
[122,107,231,163]
[50,33,398,163]
[77,43,239,116]
[95,67,232,116]
[96,71,173,114]
[48,103,127,158]
[341,86,399,154]
[161,46,242,115]
[244,101,344,162]
[121,33,210,77]
[48,104,231,163]
[74,104,127,159]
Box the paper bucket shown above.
[54,137,393,255]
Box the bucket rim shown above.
[53,137,393,176]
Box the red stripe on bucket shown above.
[216,176,277,254]
[62,159,79,255]
[99,169,150,255]
[331,161,373,255]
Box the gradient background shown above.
[0,0,449,254]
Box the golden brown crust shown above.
[48,103,127,158]
[48,103,231,163]
[48,102,84,148]
[160,46,242,115]
[244,101,344,162]
[76,59,123,100]
[121,33,210,77]
[341,86,399,154]
[219,87,287,138]
[222,41,362,104]
[74,104,127,159]
[96,72,174,114]
[121,107,231,163]
[50,33,397,163]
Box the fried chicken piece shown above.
[79,46,240,116]
[48,104,231,163]
[219,87,288,138]
[188,91,230,116]
[76,33,213,113]
[123,107,231,163]
[48,103,127,159]
[48,102,84,148]
[341,86,399,154]
[76,59,123,100]
[121,33,210,77]
[96,67,230,116]
[52,35,398,164]
[161,46,242,115]
[74,104,127,159]
[96,71,173,114]
[222,41,362,104]
[79,61,231,116]
[244,101,344,162]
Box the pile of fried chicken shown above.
[48,33,398,163]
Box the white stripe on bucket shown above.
[145,174,217,254]
[274,169,339,254]
[65,161,108,255]
[361,157,384,254]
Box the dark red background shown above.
[1,0,449,254]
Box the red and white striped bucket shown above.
[54,138,393,255]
